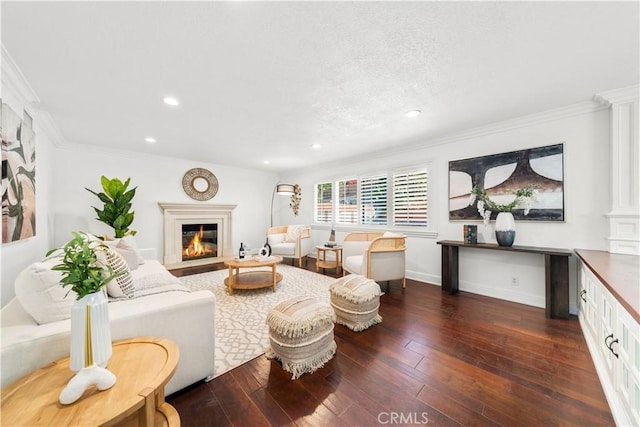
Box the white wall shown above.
[281,103,611,314]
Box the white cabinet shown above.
[578,261,640,426]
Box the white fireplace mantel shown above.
[158,202,237,269]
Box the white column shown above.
[594,85,640,254]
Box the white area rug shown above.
[179,264,335,378]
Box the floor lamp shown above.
[270,183,295,228]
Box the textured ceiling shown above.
[2,1,638,172]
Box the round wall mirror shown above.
[182,168,219,201]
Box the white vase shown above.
[495,212,516,246]
[68,289,112,371]
[60,288,116,404]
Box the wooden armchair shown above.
[342,232,407,288]
[267,225,312,267]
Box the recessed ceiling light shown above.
[145,137,157,143]
[163,96,180,106]
[263,160,271,165]
[311,144,322,149]
[405,110,421,118]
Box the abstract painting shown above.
[2,101,36,243]
[449,143,564,221]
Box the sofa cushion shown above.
[285,225,304,242]
[267,233,285,246]
[103,235,145,269]
[14,257,76,325]
[103,249,134,299]
[271,242,296,256]
[344,255,364,275]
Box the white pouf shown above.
[265,296,336,380]
[330,274,382,332]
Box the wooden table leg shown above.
[272,264,276,292]
[441,244,459,294]
[545,254,569,319]
[227,265,235,295]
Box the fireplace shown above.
[182,224,217,261]
[158,203,237,269]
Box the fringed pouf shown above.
[265,296,337,380]
[330,274,382,332]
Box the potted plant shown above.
[46,231,120,404]
[470,184,540,246]
[86,176,137,238]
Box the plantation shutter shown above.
[315,182,333,223]
[360,174,387,225]
[337,179,358,224]
[393,169,428,226]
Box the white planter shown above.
[495,212,516,246]
[60,289,116,404]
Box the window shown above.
[393,169,428,226]
[315,167,429,229]
[337,179,358,224]
[360,174,387,225]
[315,182,333,223]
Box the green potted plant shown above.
[46,231,120,299]
[86,176,137,238]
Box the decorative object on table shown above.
[270,183,295,227]
[330,274,382,332]
[289,184,302,216]
[463,224,478,244]
[259,241,272,260]
[85,176,137,238]
[470,183,540,246]
[2,101,36,243]
[265,295,336,379]
[46,232,122,404]
[238,242,246,259]
[182,167,219,201]
[448,143,564,221]
[325,227,336,247]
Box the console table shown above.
[437,240,572,319]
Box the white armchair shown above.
[267,225,312,268]
[342,232,407,288]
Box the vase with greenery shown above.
[47,231,119,404]
[86,176,137,238]
[469,184,540,246]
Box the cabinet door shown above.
[599,286,617,376]
[617,305,640,425]
[579,263,599,336]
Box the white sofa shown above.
[0,259,216,396]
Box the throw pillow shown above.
[14,256,76,325]
[103,249,134,299]
[103,235,145,269]
[285,225,304,242]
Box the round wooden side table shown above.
[316,245,342,274]
[1,337,180,427]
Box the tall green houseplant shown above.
[86,176,137,238]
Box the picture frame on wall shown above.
[2,101,37,243]
[448,143,564,222]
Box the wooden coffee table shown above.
[224,255,283,295]
[1,337,179,426]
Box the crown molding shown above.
[31,108,66,147]
[296,98,608,176]
[593,85,640,106]
[1,45,40,105]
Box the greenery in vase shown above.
[86,176,137,238]
[46,231,120,300]
[470,184,541,224]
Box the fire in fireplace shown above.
[182,224,217,261]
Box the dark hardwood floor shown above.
[167,260,614,426]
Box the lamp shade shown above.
[276,184,295,195]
